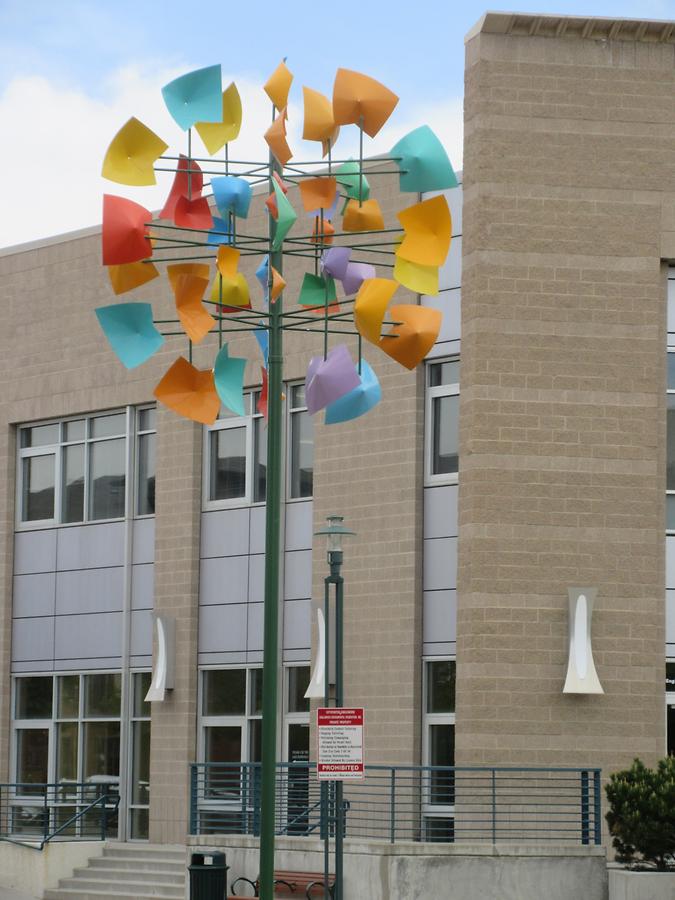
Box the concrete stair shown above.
[43,843,186,900]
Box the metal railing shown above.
[190,763,602,845]
[0,782,120,850]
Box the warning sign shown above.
[317,707,365,781]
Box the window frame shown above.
[286,384,313,502]
[134,407,157,519]
[667,348,675,535]
[424,358,460,487]
[16,407,155,530]
[202,396,255,511]
[421,657,456,837]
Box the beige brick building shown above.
[1,11,674,856]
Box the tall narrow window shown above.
[423,659,456,841]
[426,360,460,482]
[289,385,313,499]
[253,391,267,504]
[207,400,250,504]
[136,408,156,516]
[667,353,675,531]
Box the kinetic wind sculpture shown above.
[97,59,456,897]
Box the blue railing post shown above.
[389,768,396,844]
[593,769,602,846]
[491,770,497,844]
[189,764,198,835]
[580,770,590,845]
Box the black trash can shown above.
[189,851,228,900]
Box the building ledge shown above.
[466,11,675,44]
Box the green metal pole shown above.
[333,565,344,900]
[259,148,284,898]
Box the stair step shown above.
[44,885,184,900]
[103,845,184,860]
[57,879,184,896]
[70,867,184,884]
[90,857,184,872]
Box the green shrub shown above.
[605,757,675,870]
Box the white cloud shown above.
[0,65,463,250]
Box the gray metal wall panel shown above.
[198,650,248,666]
[14,529,57,575]
[131,563,154,610]
[284,550,312,600]
[12,660,54,673]
[54,611,122,660]
[12,617,54,663]
[422,289,460,345]
[285,501,313,551]
[201,508,250,559]
[423,589,457,646]
[200,556,248,606]
[438,236,462,292]
[53,657,122,671]
[423,537,458,591]
[56,522,125,570]
[13,573,56,618]
[248,555,265,604]
[424,486,459,540]
[132,518,155,564]
[130,609,153,656]
[283,648,311,663]
[55,567,124,615]
[668,537,675,589]
[199,604,247,653]
[249,506,266,555]
[247,603,263,652]
[283,599,311,650]
[668,590,675,647]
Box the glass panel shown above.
[203,669,246,716]
[668,495,675,532]
[248,719,262,763]
[131,721,150,805]
[429,360,460,388]
[138,408,156,432]
[209,427,247,501]
[57,676,79,718]
[137,433,156,516]
[53,805,78,837]
[424,817,455,842]
[16,677,53,719]
[287,723,310,764]
[287,666,310,714]
[90,413,126,438]
[64,420,85,442]
[250,669,263,716]
[130,807,149,840]
[432,395,459,476]
[286,724,310,835]
[17,729,49,790]
[12,805,48,834]
[669,355,675,392]
[56,722,79,783]
[85,673,121,717]
[204,726,243,799]
[667,662,675,693]
[83,722,120,781]
[133,673,152,718]
[669,705,675,756]
[429,723,455,805]
[253,417,267,503]
[21,455,55,521]
[290,385,306,409]
[669,398,675,491]
[20,423,59,448]
[89,438,126,520]
[427,661,456,714]
[290,410,314,499]
[62,443,85,523]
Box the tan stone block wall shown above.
[458,23,669,776]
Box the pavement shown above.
[0,889,38,899]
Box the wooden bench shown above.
[229,869,336,898]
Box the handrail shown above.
[0,782,119,851]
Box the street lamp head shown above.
[315,514,356,559]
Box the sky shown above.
[1,0,674,249]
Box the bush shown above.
[605,757,675,870]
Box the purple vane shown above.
[321,247,351,281]
[305,344,361,415]
[341,262,376,297]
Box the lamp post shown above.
[314,515,355,900]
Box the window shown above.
[667,353,675,531]
[284,665,310,835]
[426,360,460,483]
[204,386,314,508]
[289,386,313,499]
[423,659,456,841]
[17,407,156,527]
[129,672,151,839]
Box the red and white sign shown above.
[317,707,365,781]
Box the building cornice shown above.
[466,11,675,44]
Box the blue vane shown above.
[161,65,222,130]
[207,217,233,245]
[324,359,382,424]
[211,175,252,219]
[95,303,164,369]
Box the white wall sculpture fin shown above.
[563,587,603,694]
[145,614,176,702]
[304,607,326,700]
